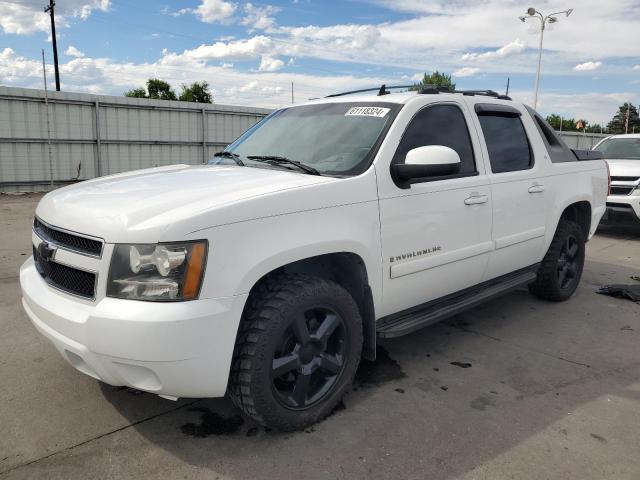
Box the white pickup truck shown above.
[20,87,608,430]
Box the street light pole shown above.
[519,7,573,109]
[533,18,545,110]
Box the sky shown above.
[0,0,639,124]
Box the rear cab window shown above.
[475,103,534,173]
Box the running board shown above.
[376,267,538,338]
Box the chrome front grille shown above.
[33,217,103,257]
[33,245,97,299]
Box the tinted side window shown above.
[478,115,532,173]
[393,104,476,175]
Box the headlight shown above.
[107,241,207,301]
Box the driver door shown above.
[376,101,493,317]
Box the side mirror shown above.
[392,146,461,185]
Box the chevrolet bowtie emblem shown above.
[37,241,57,262]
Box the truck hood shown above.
[604,159,640,177]
[36,164,343,242]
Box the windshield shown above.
[211,102,400,176]
[594,138,640,160]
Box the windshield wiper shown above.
[246,155,321,176]
[213,151,244,166]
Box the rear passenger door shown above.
[470,102,547,280]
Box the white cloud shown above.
[1,47,636,125]
[282,24,381,51]
[453,67,480,77]
[511,89,633,125]
[259,56,284,72]
[0,47,389,108]
[633,65,640,71]
[161,36,274,65]
[0,0,110,35]
[65,46,85,58]
[461,39,526,62]
[242,3,279,31]
[573,61,602,71]
[175,0,236,23]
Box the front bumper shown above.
[20,257,248,398]
[604,194,640,222]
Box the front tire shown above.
[529,219,585,301]
[228,273,363,431]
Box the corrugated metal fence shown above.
[556,131,608,149]
[0,86,611,193]
[0,86,270,192]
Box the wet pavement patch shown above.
[180,407,244,437]
[354,345,406,388]
[450,361,472,369]
[470,395,496,411]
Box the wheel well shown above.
[560,201,591,238]
[247,253,377,361]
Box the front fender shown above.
[195,201,384,311]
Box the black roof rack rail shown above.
[325,84,414,98]
[324,84,512,101]
[418,87,512,101]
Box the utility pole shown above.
[291,82,294,104]
[45,0,61,91]
[624,103,630,134]
[505,77,510,96]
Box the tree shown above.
[124,87,147,98]
[146,78,177,101]
[125,79,177,100]
[607,103,640,134]
[409,70,456,91]
[545,114,579,132]
[179,81,213,103]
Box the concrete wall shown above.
[0,86,270,192]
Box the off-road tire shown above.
[529,219,585,301]
[228,273,363,431]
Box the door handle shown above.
[528,184,545,194]
[464,194,488,205]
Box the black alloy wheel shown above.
[271,307,348,409]
[557,234,580,290]
[228,273,363,431]
[529,219,585,302]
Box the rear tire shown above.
[529,219,585,301]
[228,273,363,431]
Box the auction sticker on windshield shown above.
[345,106,390,118]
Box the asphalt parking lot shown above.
[1,193,639,480]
